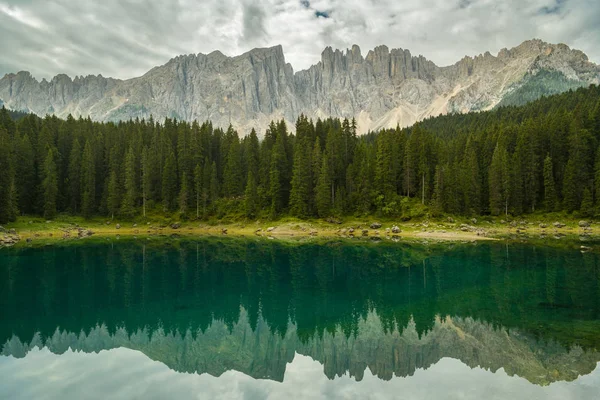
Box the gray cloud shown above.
[0,0,598,80]
[242,1,267,46]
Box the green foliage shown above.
[1,85,600,221]
[496,70,586,108]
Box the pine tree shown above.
[269,132,287,216]
[162,151,178,212]
[67,138,81,213]
[193,163,202,218]
[489,144,510,216]
[81,140,96,218]
[141,147,150,218]
[106,171,119,219]
[0,128,17,223]
[179,171,189,214]
[289,140,312,217]
[543,155,557,211]
[14,133,35,214]
[121,146,137,217]
[563,157,579,212]
[462,140,481,215]
[581,187,594,217]
[223,135,242,197]
[209,161,219,204]
[316,155,332,217]
[42,148,58,219]
[245,169,259,218]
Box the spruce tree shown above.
[0,128,17,223]
[289,140,311,217]
[581,187,594,217]
[179,171,189,214]
[141,147,150,218]
[316,155,332,217]
[67,138,81,213]
[162,151,178,212]
[193,163,202,218]
[81,140,96,218]
[106,171,119,219]
[209,161,219,204]
[15,133,35,214]
[223,135,242,197]
[121,146,137,217]
[489,144,509,216]
[543,155,557,211]
[562,157,579,213]
[42,148,58,219]
[245,169,259,218]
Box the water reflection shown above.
[1,238,599,388]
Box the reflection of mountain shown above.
[1,238,600,385]
[3,309,598,386]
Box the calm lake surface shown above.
[1,238,599,399]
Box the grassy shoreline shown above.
[2,214,598,249]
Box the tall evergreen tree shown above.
[162,151,178,212]
[193,163,203,218]
[81,140,96,218]
[245,169,259,218]
[316,154,332,217]
[106,171,119,219]
[121,146,138,217]
[489,144,510,216]
[14,133,35,214]
[179,171,189,214]
[67,138,82,213]
[42,148,58,219]
[543,155,557,211]
[0,128,17,223]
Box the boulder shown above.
[447,217,455,223]
[77,229,93,238]
[267,227,275,232]
[539,223,547,229]
[579,221,591,228]
[392,225,401,234]
[171,223,181,229]
[370,222,382,229]
[553,222,566,228]
[471,218,477,225]
[221,228,228,235]
[8,228,16,234]
[362,229,369,236]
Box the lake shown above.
[1,238,599,399]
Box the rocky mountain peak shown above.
[0,39,598,135]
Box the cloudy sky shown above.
[0,0,599,80]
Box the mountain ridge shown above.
[1,39,598,134]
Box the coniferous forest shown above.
[0,85,600,224]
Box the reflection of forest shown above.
[1,239,599,384]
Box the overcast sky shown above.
[0,0,599,80]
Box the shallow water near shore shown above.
[1,238,599,399]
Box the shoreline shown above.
[2,217,598,249]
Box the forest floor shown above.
[2,214,598,249]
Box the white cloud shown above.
[0,0,598,80]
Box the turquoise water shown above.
[1,238,599,399]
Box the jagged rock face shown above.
[1,39,598,135]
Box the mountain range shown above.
[1,39,599,134]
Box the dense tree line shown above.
[0,85,599,223]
